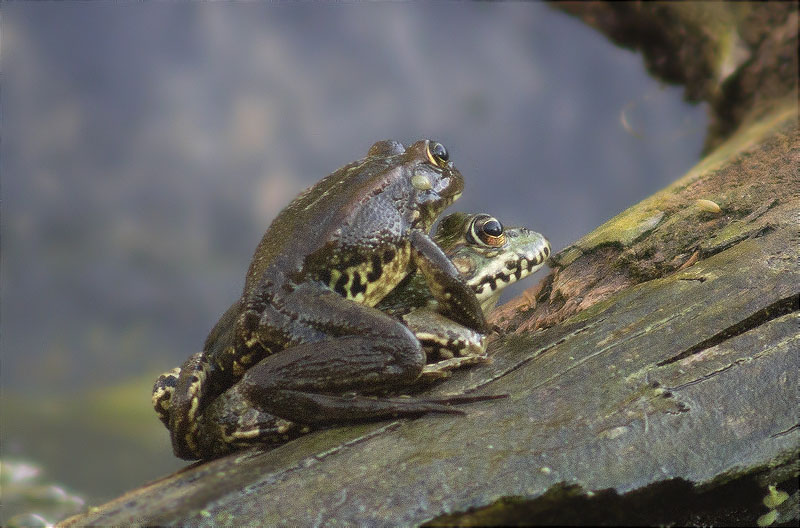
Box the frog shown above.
[153,212,550,459]
[382,211,551,366]
[157,139,491,459]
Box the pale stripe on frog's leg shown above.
[192,388,305,459]
[152,367,181,427]
[402,308,488,382]
[402,309,486,358]
[169,352,214,459]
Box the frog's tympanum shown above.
[154,210,550,459]
[155,140,495,459]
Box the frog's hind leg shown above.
[192,387,305,459]
[169,351,217,459]
[254,389,505,426]
[238,287,499,424]
[152,366,182,427]
[169,302,244,459]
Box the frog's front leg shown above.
[409,230,488,333]
[237,283,496,426]
[401,308,489,383]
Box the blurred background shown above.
[1,1,708,518]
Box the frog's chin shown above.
[415,192,460,230]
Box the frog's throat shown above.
[318,243,412,307]
[415,190,461,231]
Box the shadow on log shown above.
[60,3,798,526]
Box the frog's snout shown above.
[435,168,464,205]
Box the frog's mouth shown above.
[467,235,550,302]
[471,253,542,297]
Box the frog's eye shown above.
[469,214,506,247]
[426,141,449,168]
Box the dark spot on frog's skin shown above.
[505,260,516,270]
[318,268,331,287]
[383,248,396,264]
[543,246,550,257]
[367,254,383,282]
[342,252,368,269]
[334,273,349,297]
[351,271,368,297]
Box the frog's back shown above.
[245,155,408,290]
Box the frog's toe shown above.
[423,355,488,374]
[418,367,453,382]
[255,390,473,425]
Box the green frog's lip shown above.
[468,232,550,299]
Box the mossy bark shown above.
[59,2,798,526]
[555,1,798,152]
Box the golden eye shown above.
[469,214,506,247]
[426,141,449,168]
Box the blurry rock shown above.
[1,459,85,527]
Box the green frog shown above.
[154,212,550,459]
[157,140,490,459]
[381,212,551,365]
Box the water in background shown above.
[1,2,707,507]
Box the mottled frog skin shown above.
[384,212,550,363]
[156,140,490,459]
[154,212,549,459]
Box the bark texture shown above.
[556,1,798,152]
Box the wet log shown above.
[60,3,798,526]
[59,102,798,528]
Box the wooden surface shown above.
[60,102,798,527]
[60,3,799,525]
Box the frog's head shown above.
[365,139,464,233]
[434,212,551,312]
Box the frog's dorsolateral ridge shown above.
[154,211,550,459]
[156,140,493,460]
